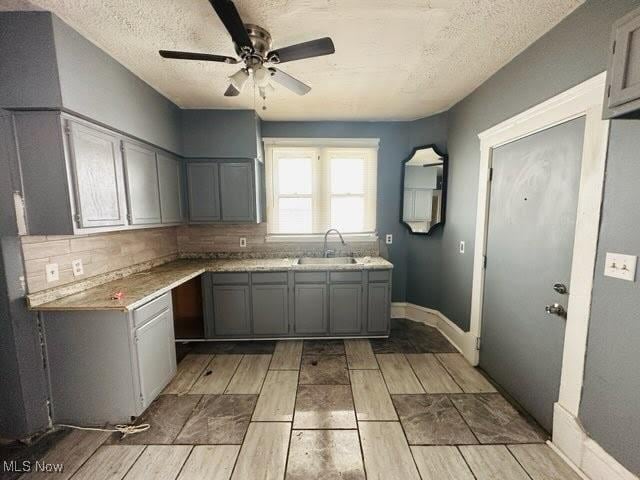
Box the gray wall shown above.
[0,111,50,438]
[0,12,62,109]
[0,11,182,153]
[262,117,448,302]
[440,0,639,330]
[579,120,640,475]
[181,109,259,158]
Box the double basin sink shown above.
[296,257,359,265]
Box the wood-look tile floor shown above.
[11,320,582,480]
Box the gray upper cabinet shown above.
[67,119,128,229]
[330,284,362,334]
[122,140,161,225]
[252,284,289,335]
[294,284,328,335]
[187,162,221,222]
[604,6,640,119]
[12,111,182,234]
[186,159,261,224]
[157,152,183,224]
[220,162,255,222]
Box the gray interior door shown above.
[480,117,585,432]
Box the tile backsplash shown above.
[176,224,379,258]
[21,228,178,293]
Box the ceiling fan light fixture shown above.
[229,68,249,91]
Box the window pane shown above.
[278,157,312,195]
[278,197,312,233]
[331,196,364,232]
[331,158,364,194]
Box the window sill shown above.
[265,233,379,243]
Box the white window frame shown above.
[264,138,379,242]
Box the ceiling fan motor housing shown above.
[236,24,273,65]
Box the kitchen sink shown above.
[296,257,358,265]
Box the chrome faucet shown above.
[323,228,346,257]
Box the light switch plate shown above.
[459,241,465,254]
[385,234,393,245]
[72,259,84,277]
[604,252,637,282]
[45,263,59,282]
[239,237,247,248]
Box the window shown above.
[264,139,378,239]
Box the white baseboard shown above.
[552,403,638,480]
[391,302,479,365]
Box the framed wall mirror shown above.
[400,145,448,235]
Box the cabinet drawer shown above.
[211,272,249,285]
[368,270,391,282]
[252,272,288,284]
[330,271,362,283]
[295,272,327,283]
[134,292,171,327]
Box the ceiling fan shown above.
[159,0,335,100]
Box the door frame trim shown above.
[471,72,610,419]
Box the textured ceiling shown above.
[2,0,582,120]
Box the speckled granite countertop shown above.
[29,257,392,312]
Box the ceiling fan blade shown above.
[159,50,238,64]
[269,37,335,64]
[269,68,311,95]
[224,84,241,97]
[209,0,252,50]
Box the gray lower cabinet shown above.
[367,282,391,334]
[157,152,184,224]
[252,284,289,335]
[122,140,162,225]
[41,292,176,424]
[212,285,251,336]
[330,283,363,334]
[187,162,221,222]
[294,284,328,335]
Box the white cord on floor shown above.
[56,423,151,439]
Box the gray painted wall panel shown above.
[181,110,259,158]
[579,120,640,475]
[51,15,181,153]
[0,12,62,109]
[262,117,447,302]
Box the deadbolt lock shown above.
[553,283,568,294]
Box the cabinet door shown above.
[609,10,640,108]
[413,189,433,221]
[67,120,127,228]
[403,189,415,221]
[294,284,327,335]
[157,153,183,224]
[123,141,161,225]
[219,162,255,222]
[367,283,390,334]
[213,285,251,336]
[252,285,289,336]
[188,162,221,222]
[330,284,362,334]
[135,309,176,408]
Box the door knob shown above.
[553,283,568,294]
[545,303,567,318]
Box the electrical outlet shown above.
[385,234,393,245]
[72,259,84,277]
[604,252,637,282]
[45,263,59,283]
[239,237,247,248]
[459,241,465,254]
